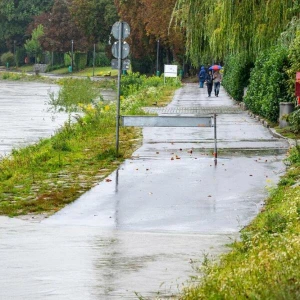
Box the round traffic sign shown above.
[112,21,130,40]
[112,41,130,59]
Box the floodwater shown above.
[0,82,289,299]
[0,81,67,157]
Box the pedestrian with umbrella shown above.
[209,65,222,97]
[205,69,214,97]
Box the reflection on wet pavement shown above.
[0,217,234,299]
[0,83,289,299]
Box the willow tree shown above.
[174,0,300,65]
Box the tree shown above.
[69,0,118,43]
[174,0,300,65]
[0,0,53,51]
[35,0,89,53]
[140,0,185,62]
[24,24,44,63]
[115,0,185,72]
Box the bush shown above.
[74,53,87,71]
[286,31,300,99]
[120,72,146,97]
[120,72,181,97]
[222,52,253,101]
[46,64,65,72]
[93,52,110,67]
[244,45,292,122]
[49,78,100,113]
[288,108,300,132]
[1,52,14,66]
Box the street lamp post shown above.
[71,39,74,72]
[93,43,96,77]
[13,40,16,67]
[156,39,160,76]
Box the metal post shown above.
[13,40,16,67]
[156,39,160,76]
[214,114,217,165]
[116,22,124,156]
[93,43,96,77]
[71,39,74,72]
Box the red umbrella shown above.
[209,65,222,70]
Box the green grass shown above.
[49,66,119,77]
[275,126,300,139]
[50,67,69,74]
[16,65,35,72]
[0,74,180,216]
[74,66,119,77]
[5,64,119,77]
[180,148,300,299]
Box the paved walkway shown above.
[0,83,289,299]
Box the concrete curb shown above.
[224,90,294,148]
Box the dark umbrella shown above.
[209,65,222,70]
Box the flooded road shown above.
[0,81,69,157]
[0,83,289,299]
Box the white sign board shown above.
[164,65,178,77]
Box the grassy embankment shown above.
[0,72,180,217]
[14,64,119,77]
[181,145,300,299]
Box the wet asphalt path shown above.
[0,83,289,299]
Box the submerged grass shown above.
[180,147,300,299]
[0,74,180,216]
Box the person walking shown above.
[205,70,214,97]
[213,70,222,97]
[198,66,206,88]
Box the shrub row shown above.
[223,34,300,124]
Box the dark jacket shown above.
[198,67,206,81]
[205,73,214,85]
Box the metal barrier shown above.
[121,114,218,163]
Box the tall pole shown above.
[93,43,96,77]
[156,39,160,76]
[14,40,16,67]
[116,22,124,156]
[214,113,217,165]
[71,39,74,72]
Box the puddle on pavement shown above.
[0,217,236,299]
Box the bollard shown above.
[279,102,295,128]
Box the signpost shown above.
[111,21,130,156]
[164,64,178,84]
[111,59,130,70]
